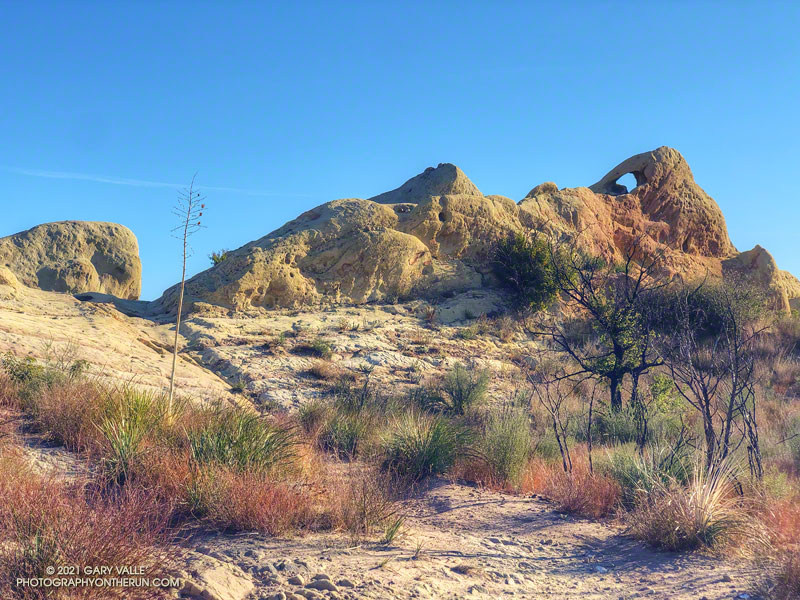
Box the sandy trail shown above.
[196,479,760,600]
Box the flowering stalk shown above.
[168,175,205,417]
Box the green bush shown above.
[533,433,564,460]
[492,232,557,311]
[438,363,489,416]
[99,388,165,484]
[319,414,371,459]
[0,354,80,406]
[601,445,690,510]
[209,249,230,266]
[482,407,533,486]
[592,406,639,445]
[292,338,334,360]
[188,409,296,474]
[311,338,333,359]
[381,410,473,482]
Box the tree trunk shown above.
[609,375,623,412]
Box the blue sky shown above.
[1,1,798,300]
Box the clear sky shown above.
[1,1,798,300]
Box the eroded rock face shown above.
[0,221,141,299]
[723,245,800,313]
[155,149,799,313]
[156,165,524,312]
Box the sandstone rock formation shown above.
[155,148,799,313]
[0,221,141,299]
[156,164,524,312]
[723,245,800,312]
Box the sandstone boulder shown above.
[723,245,800,313]
[0,221,141,299]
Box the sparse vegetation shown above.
[381,410,473,482]
[2,245,800,598]
[209,248,229,265]
[481,405,533,487]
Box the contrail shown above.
[1,166,315,198]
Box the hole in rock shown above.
[615,173,638,194]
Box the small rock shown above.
[721,574,733,583]
[336,579,355,588]
[306,579,338,592]
[266,594,286,600]
[311,573,330,581]
[259,563,279,577]
[594,566,608,573]
[287,575,305,586]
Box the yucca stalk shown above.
[168,176,205,418]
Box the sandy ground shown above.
[191,478,761,600]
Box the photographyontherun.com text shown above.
[16,565,182,590]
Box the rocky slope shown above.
[156,147,800,314]
[0,221,141,299]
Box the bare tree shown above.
[528,361,586,474]
[656,279,766,475]
[168,176,205,416]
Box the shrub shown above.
[188,466,315,536]
[209,248,229,266]
[311,338,333,359]
[187,409,296,475]
[298,399,330,437]
[601,445,690,510]
[492,232,557,311]
[293,338,333,359]
[482,407,533,486]
[0,458,174,599]
[455,326,478,340]
[522,458,620,519]
[627,461,762,552]
[438,363,489,416]
[1,354,71,408]
[319,414,371,459]
[381,410,473,482]
[99,388,168,484]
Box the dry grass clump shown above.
[306,359,345,381]
[323,466,403,540]
[520,457,620,519]
[187,465,316,536]
[0,456,175,600]
[0,371,18,407]
[626,461,767,553]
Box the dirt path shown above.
[197,479,760,600]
